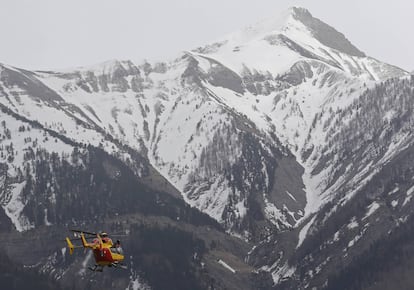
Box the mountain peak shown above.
[289,6,366,57]
[288,6,312,16]
[206,6,365,59]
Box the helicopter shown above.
[65,229,126,272]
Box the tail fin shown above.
[66,237,75,255]
[81,233,89,248]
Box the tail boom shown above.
[66,237,75,255]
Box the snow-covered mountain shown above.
[1,6,413,289]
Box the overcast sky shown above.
[0,0,412,71]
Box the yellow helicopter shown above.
[66,229,126,272]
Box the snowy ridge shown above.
[194,7,406,81]
[1,181,31,232]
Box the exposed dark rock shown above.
[291,7,366,57]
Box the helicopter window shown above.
[111,246,123,254]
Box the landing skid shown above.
[87,263,126,272]
[111,262,128,270]
[88,265,103,272]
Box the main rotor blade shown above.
[70,229,97,236]
[62,237,91,242]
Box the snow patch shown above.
[271,262,296,284]
[61,247,66,258]
[1,181,34,232]
[388,187,399,195]
[44,208,52,226]
[347,217,358,230]
[297,215,316,248]
[403,185,414,206]
[362,202,380,221]
[333,231,340,242]
[403,196,413,207]
[264,194,291,229]
[127,276,151,290]
[348,233,362,248]
[407,185,414,196]
[286,190,297,202]
[217,259,236,273]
